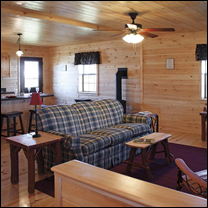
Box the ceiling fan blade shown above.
[142,28,175,32]
[92,29,122,33]
[110,32,125,37]
[138,31,158,38]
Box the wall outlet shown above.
[129,105,132,110]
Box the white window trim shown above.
[201,60,207,100]
[77,64,99,96]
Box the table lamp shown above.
[29,92,42,137]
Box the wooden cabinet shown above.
[1,53,10,77]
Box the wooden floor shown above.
[1,132,207,207]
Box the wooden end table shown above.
[123,132,172,179]
[5,131,64,194]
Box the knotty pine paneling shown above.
[1,42,55,130]
[49,40,143,112]
[1,31,207,138]
[141,31,207,136]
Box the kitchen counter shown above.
[1,93,54,101]
[1,93,55,133]
[1,91,15,94]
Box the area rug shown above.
[35,143,207,197]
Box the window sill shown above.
[77,92,98,96]
[198,98,207,102]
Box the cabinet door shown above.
[1,53,10,77]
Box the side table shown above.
[5,131,64,194]
[123,132,172,178]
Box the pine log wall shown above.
[142,31,207,136]
[48,40,143,111]
[1,31,207,137]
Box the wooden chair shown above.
[175,158,207,198]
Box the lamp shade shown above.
[29,93,43,105]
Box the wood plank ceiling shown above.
[1,1,207,47]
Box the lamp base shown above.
[33,133,41,138]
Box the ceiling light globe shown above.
[122,34,144,44]
[132,34,144,43]
[16,50,23,56]
[122,34,132,43]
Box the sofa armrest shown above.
[46,130,83,160]
[122,113,152,126]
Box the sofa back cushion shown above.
[37,105,83,136]
[72,102,105,134]
[94,99,124,127]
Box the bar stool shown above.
[28,109,36,133]
[28,105,50,133]
[1,111,25,137]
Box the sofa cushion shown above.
[88,127,133,145]
[112,123,152,137]
[80,134,111,156]
[72,102,105,134]
[94,99,124,127]
[37,105,83,136]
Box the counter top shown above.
[1,93,54,101]
[1,92,15,94]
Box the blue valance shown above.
[74,51,100,65]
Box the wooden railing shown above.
[51,160,207,207]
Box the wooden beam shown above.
[1,5,121,33]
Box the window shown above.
[78,64,98,94]
[201,60,207,99]
[20,57,43,93]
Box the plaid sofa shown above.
[37,99,152,171]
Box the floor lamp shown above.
[29,92,42,137]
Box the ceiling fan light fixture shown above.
[16,33,23,56]
[122,33,144,44]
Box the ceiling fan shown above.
[122,12,175,38]
[94,12,175,40]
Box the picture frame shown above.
[166,58,174,69]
